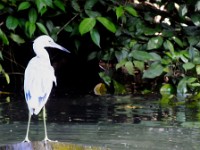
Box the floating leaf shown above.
[6,16,18,30]
[10,33,25,44]
[143,63,163,79]
[79,18,96,35]
[90,28,100,47]
[36,22,49,35]
[94,83,107,96]
[147,36,163,50]
[18,2,31,11]
[97,17,116,33]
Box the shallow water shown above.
[0,95,200,149]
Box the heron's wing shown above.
[24,58,56,115]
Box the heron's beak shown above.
[51,42,70,53]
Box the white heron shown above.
[23,35,70,142]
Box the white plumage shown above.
[23,35,69,142]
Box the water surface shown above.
[0,95,200,149]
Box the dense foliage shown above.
[1,0,200,103]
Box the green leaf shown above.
[85,10,101,18]
[0,51,3,60]
[6,16,18,30]
[0,3,4,10]
[71,0,80,12]
[0,29,9,45]
[160,84,175,96]
[196,65,200,75]
[4,73,10,84]
[84,0,98,10]
[149,52,162,61]
[10,33,25,44]
[125,61,134,75]
[195,1,200,11]
[97,17,116,33]
[124,6,138,17]
[29,8,37,23]
[143,63,163,79]
[99,72,111,86]
[113,80,126,94]
[36,0,46,14]
[172,36,183,47]
[88,51,97,61]
[46,20,54,31]
[130,50,153,61]
[191,14,200,26]
[43,0,52,7]
[54,0,65,12]
[116,59,127,70]
[177,77,188,94]
[133,60,144,71]
[115,50,128,62]
[25,21,36,37]
[147,36,163,50]
[179,4,188,17]
[18,2,31,11]
[64,25,73,32]
[79,18,96,35]
[90,28,100,47]
[183,62,195,71]
[36,22,49,35]
[163,40,174,54]
[116,6,124,19]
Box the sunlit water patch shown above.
[0,95,200,149]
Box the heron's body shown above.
[23,35,69,142]
[24,57,56,115]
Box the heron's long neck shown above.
[33,45,50,60]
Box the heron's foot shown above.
[22,138,31,143]
[43,137,58,143]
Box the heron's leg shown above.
[43,106,50,141]
[23,112,31,142]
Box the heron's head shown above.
[33,35,70,54]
